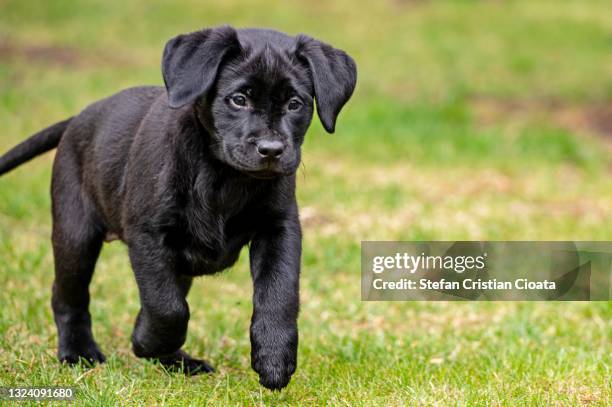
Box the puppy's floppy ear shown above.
[295,35,357,133]
[162,26,242,108]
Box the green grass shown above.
[1,0,611,405]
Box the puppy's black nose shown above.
[256,140,284,159]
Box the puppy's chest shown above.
[169,199,261,276]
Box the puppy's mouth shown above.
[242,168,284,179]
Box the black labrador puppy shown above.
[0,26,356,390]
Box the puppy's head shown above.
[162,26,357,178]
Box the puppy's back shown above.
[57,86,165,227]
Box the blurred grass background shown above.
[0,0,610,404]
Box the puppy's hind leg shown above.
[51,159,105,366]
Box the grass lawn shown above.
[0,0,610,404]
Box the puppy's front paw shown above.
[253,354,296,390]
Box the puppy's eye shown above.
[287,98,302,112]
[229,94,248,108]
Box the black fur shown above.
[0,26,356,390]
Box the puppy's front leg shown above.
[128,232,213,374]
[249,215,301,390]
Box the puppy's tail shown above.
[0,117,73,176]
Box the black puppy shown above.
[0,26,356,390]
